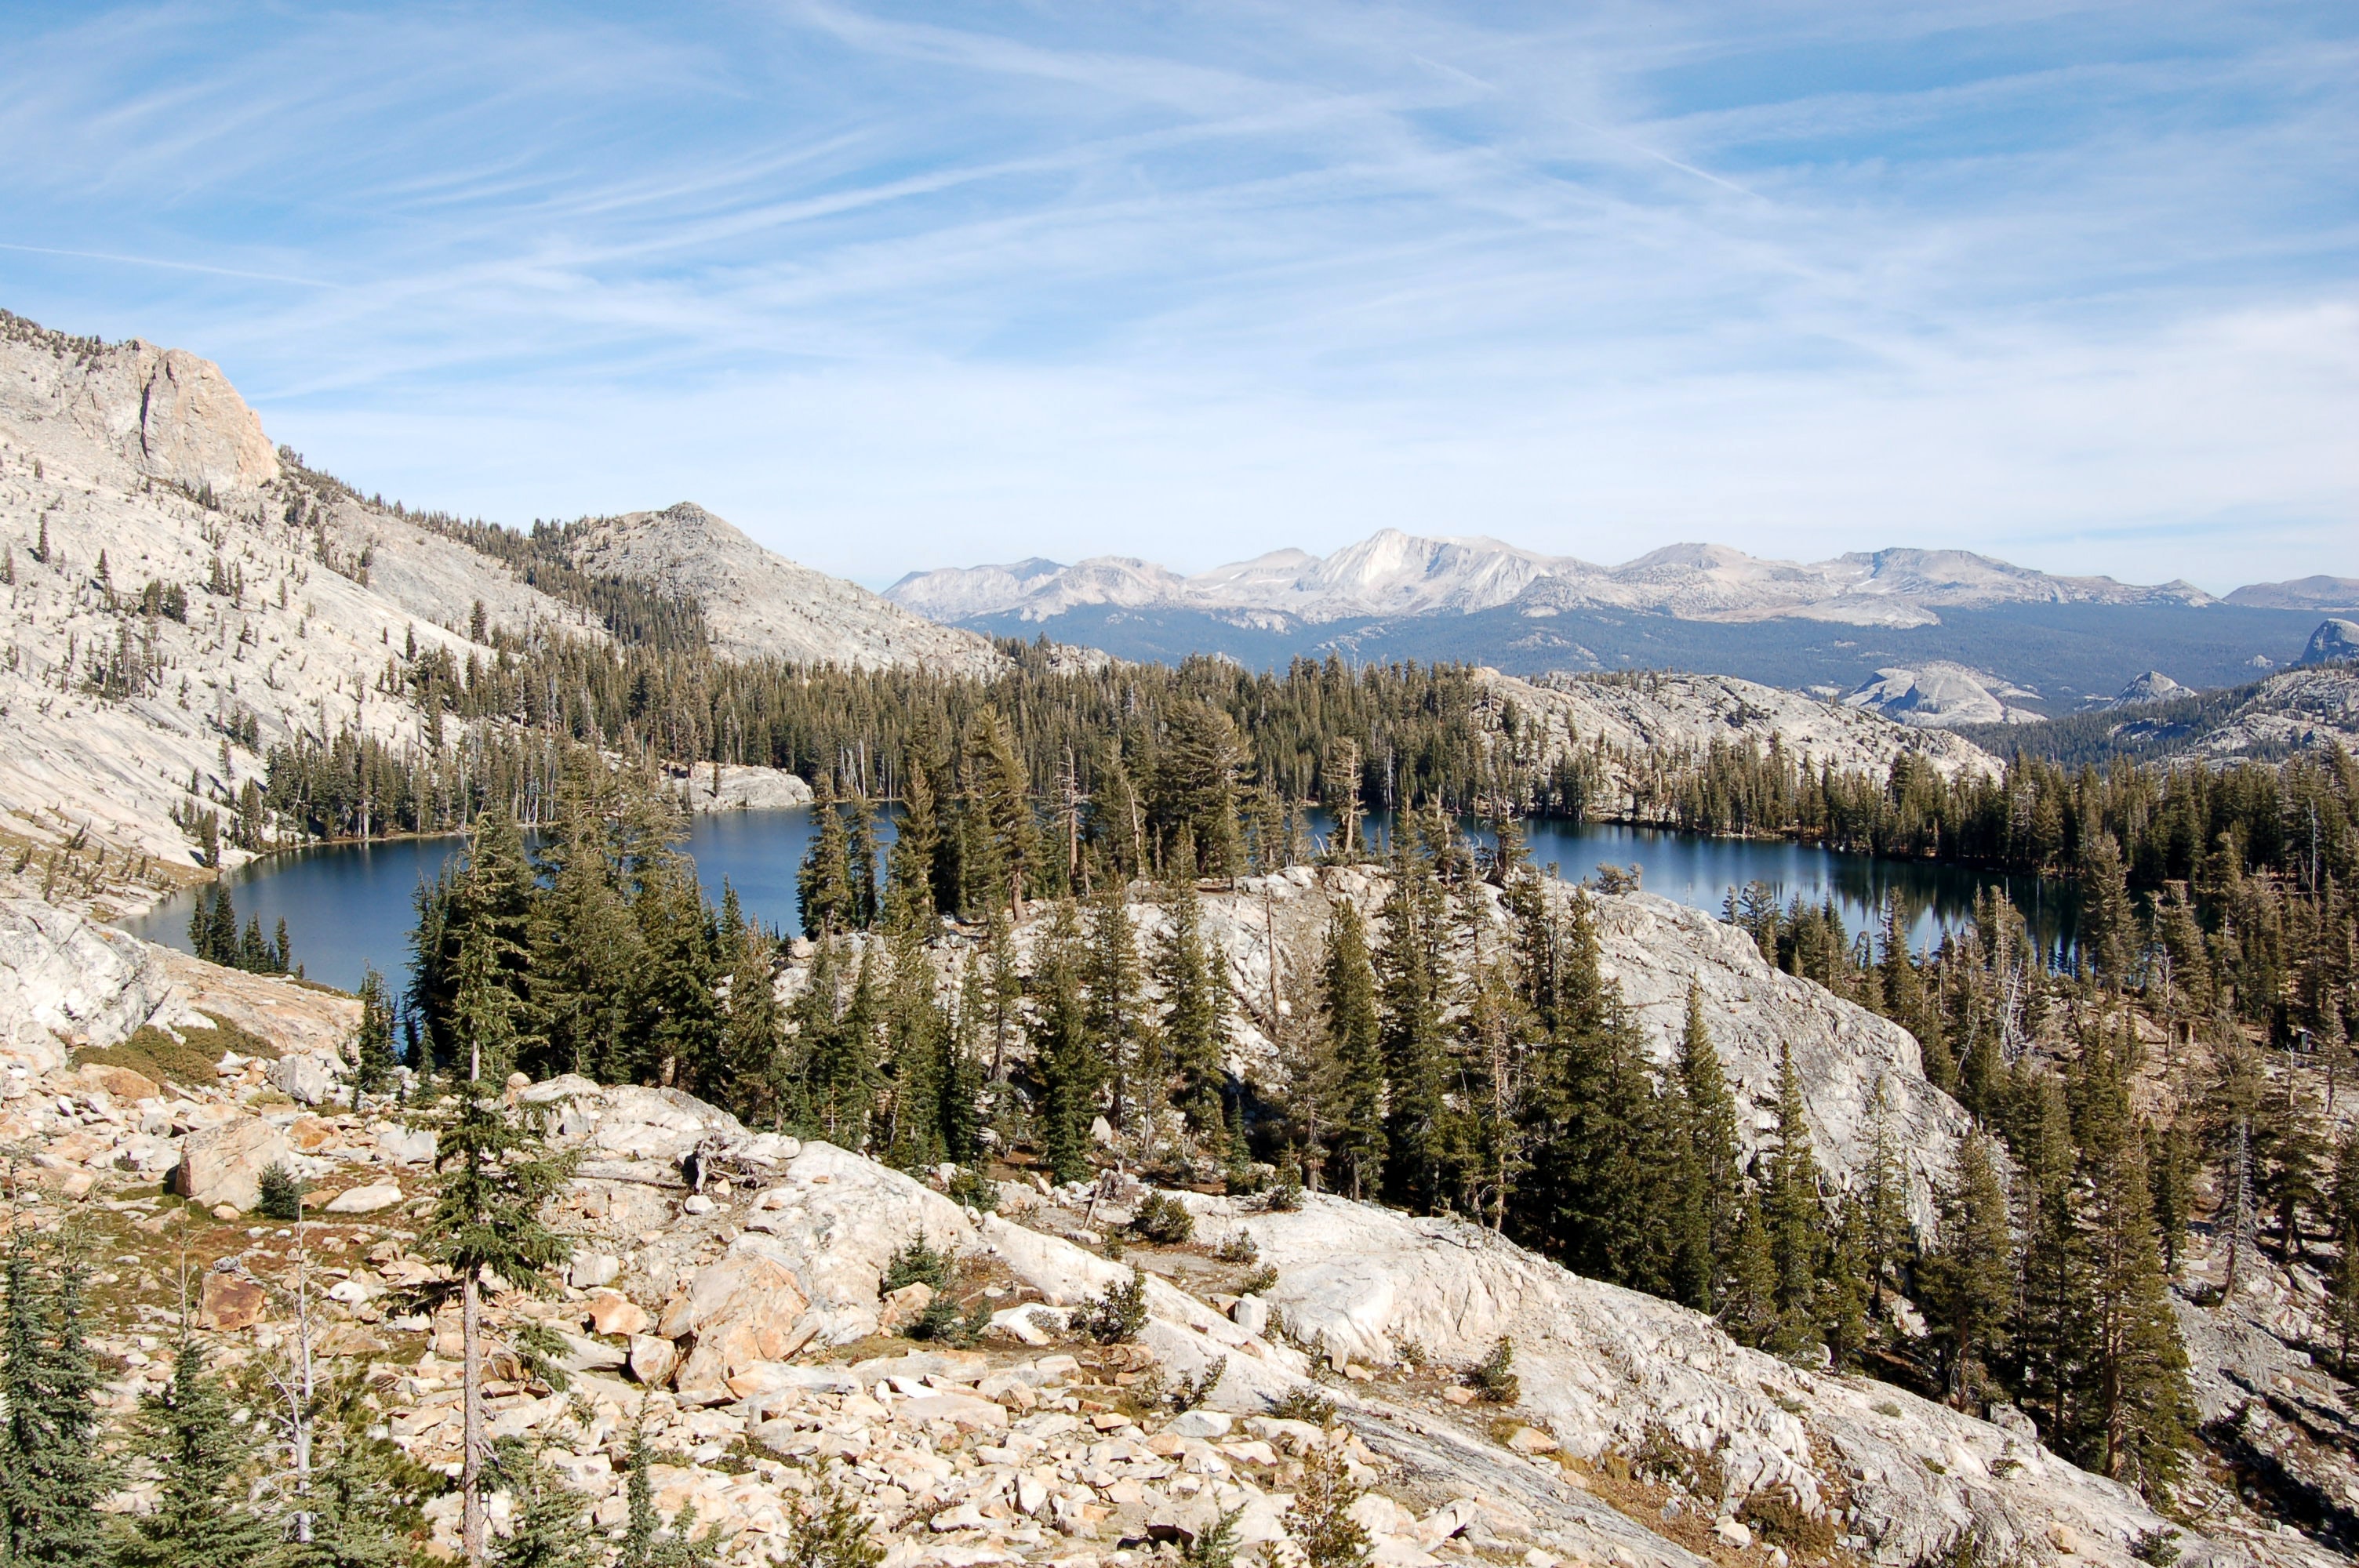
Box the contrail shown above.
[0,241,336,289]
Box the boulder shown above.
[738,1141,976,1339]
[70,1062,160,1102]
[267,1053,340,1105]
[376,1123,436,1165]
[662,1236,816,1399]
[197,1272,265,1332]
[324,1181,402,1214]
[568,1250,621,1290]
[173,1117,291,1211]
[628,1334,678,1388]
[587,1291,652,1338]
[878,1282,934,1334]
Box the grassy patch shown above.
[76,1018,279,1086]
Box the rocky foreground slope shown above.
[1,888,2349,1566]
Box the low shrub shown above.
[882,1238,953,1294]
[1467,1337,1519,1404]
[256,1161,307,1221]
[947,1167,1000,1214]
[1214,1229,1259,1265]
[1078,1272,1150,1344]
[1130,1192,1195,1246]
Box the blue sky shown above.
[2,2,2351,590]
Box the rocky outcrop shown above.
[2299,619,2359,666]
[1844,662,2045,728]
[1492,669,2001,793]
[0,314,278,493]
[19,1040,2342,1568]
[0,314,994,897]
[670,763,816,813]
[1227,1193,2224,1568]
[1097,868,1968,1224]
[0,898,189,1077]
[569,503,1003,676]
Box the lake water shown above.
[120,810,2074,993]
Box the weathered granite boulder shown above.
[0,900,186,1076]
[173,1116,291,1211]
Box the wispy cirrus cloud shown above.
[0,0,2349,590]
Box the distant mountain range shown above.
[889,532,2344,721]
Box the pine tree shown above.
[881,911,948,1171]
[1762,1043,1824,1353]
[490,1440,597,1568]
[1154,870,1230,1138]
[285,1420,412,1568]
[1376,840,1452,1214]
[633,850,719,1093]
[965,709,1037,920]
[1671,983,1742,1311]
[353,966,397,1104]
[522,775,637,1081]
[0,1232,110,1565]
[716,887,786,1127]
[820,948,881,1148]
[1320,899,1386,1200]
[1086,880,1143,1127]
[1722,1192,1780,1348]
[1921,1132,2014,1409]
[1030,900,1096,1183]
[2074,1132,2195,1498]
[419,917,578,1565]
[1152,700,1241,882]
[797,781,856,938]
[118,1326,281,1568]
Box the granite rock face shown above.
[0,898,188,1077]
[1235,1193,2208,1568]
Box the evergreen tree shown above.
[522,775,637,1081]
[632,848,720,1092]
[0,1232,110,1566]
[715,887,786,1127]
[1320,900,1386,1200]
[352,966,397,1104]
[285,1421,413,1568]
[1376,840,1452,1213]
[1086,880,1143,1127]
[1151,700,1241,882]
[1722,1192,1781,1348]
[820,949,881,1148]
[1761,1043,1824,1353]
[418,917,577,1564]
[1154,870,1230,1138]
[881,912,949,1171]
[965,709,1038,920]
[1921,1132,2014,1409]
[117,1326,281,1568]
[490,1441,597,1568]
[797,782,856,938]
[1671,983,1742,1311]
[1030,900,1096,1183]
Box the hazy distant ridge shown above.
[889,530,2226,631]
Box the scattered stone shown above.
[324,1181,402,1214]
[197,1272,265,1331]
